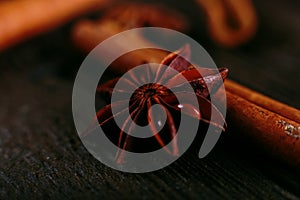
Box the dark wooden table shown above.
[0,0,300,199]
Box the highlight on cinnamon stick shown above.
[224,82,300,169]
[71,11,300,169]
[0,0,110,51]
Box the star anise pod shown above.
[93,45,228,163]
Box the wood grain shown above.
[0,0,300,198]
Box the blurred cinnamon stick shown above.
[196,0,257,48]
[71,3,189,74]
[0,0,110,51]
[72,19,168,74]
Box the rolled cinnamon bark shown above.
[0,0,110,51]
[196,0,257,48]
[71,3,189,73]
[71,20,168,74]
[226,91,300,167]
[225,79,300,124]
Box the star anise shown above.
[93,45,228,163]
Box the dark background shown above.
[0,0,300,199]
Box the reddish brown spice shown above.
[87,45,228,163]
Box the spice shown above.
[196,0,257,48]
[71,3,188,73]
[0,0,109,51]
[72,5,300,168]
[226,91,300,168]
[102,3,189,31]
[225,79,300,124]
[90,46,227,163]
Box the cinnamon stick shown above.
[226,91,300,167]
[196,0,257,48]
[0,0,110,51]
[71,16,300,168]
[71,20,168,74]
[225,79,300,124]
[71,3,188,74]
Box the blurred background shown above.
[0,0,299,198]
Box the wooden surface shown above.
[0,0,300,199]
